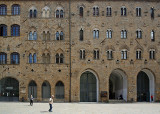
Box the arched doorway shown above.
[109,69,127,101]
[28,80,37,98]
[55,81,64,99]
[80,71,98,102]
[137,69,155,102]
[42,81,51,99]
[0,77,19,101]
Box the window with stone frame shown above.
[11,52,20,64]
[136,7,141,17]
[0,4,7,15]
[42,31,50,41]
[149,49,155,60]
[42,53,50,64]
[12,4,20,15]
[42,6,50,18]
[29,53,37,63]
[121,6,127,16]
[136,29,142,39]
[151,7,154,19]
[56,31,64,40]
[93,6,99,16]
[106,6,112,16]
[29,31,37,40]
[11,24,20,36]
[29,8,37,18]
[121,49,127,60]
[93,49,99,60]
[0,24,7,36]
[107,50,113,60]
[80,49,85,60]
[106,29,112,39]
[121,30,127,39]
[56,53,64,64]
[136,49,142,60]
[55,7,64,18]
[0,52,7,64]
[79,6,83,17]
[93,29,99,39]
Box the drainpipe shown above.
[69,0,71,102]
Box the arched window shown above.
[56,54,59,63]
[93,6,99,16]
[60,10,63,18]
[93,49,99,60]
[42,53,45,63]
[80,29,83,41]
[33,9,37,18]
[0,24,7,36]
[93,29,99,39]
[29,31,32,40]
[60,31,63,40]
[29,10,32,18]
[29,53,32,63]
[42,81,51,98]
[56,10,59,18]
[33,31,37,40]
[11,24,20,36]
[136,49,142,59]
[0,52,7,64]
[121,49,127,60]
[121,30,127,39]
[107,50,113,59]
[56,31,60,40]
[121,6,127,16]
[60,54,64,63]
[79,7,83,17]
[80,49,85,60]
[11,52,20,64]
[149,49,155,59]
[0,4,7,15]
[55,81,64,99]
[46,9,50,18]
[42,6,50,18]
[12,4,20,15]
[33,53,37,63]
[28,81,37,98]
[151,30,155,41]
[43,31,46,41]
[106,29,112,39]
[47,31,50,41]
[136,29,142,38]
[46,53,50,64]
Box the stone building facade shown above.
[0,0,160,102]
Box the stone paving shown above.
[0,102,160,114]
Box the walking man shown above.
[49,95,54,112]
[30,95,33,106]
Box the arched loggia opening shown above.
[42,81,51,100]
[109,69,127,101]
[28,80,37,98]
[137,69,155,102]
[0,77,19,101]
[80,71,99,102]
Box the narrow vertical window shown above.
[79,7,83,17]
[96,7,99,16]
[34,9,37,18]
[80,29,83,41]
[151,30,155,41]
[96,30,99,38]
[33,53,37,63]
[30,10,32,18]
[106,29,112,39]
[47,31,50,41]
[56,32,60,40]
[43,31,46,41]
[107,50,113,59]
[29,31,32,40]
[80,49,85,59]
[136,50,142,59]
[121,50,127,59]
[60,31,63,40]
[11,52,20,64]
[56,54,59,63]
[93,7,96,16]
[33,31,37,40]
[136,30,142,38]
[94,50,99,60]
[56,10,59,18]
[29,53,32,63]
[60,10,63,18]
[60,54,64,63]
[93,30,96,39]
[149,50,155,59]
[151,7,154,19]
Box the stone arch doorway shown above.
[109,69,127,101]
[137,69,155,102]
[80,71,98,102]
[0,77,19,101]
[42,81,51,99]
[28,80,37,98]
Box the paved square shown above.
[0,102,160,114]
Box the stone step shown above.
[109,99,126,103]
